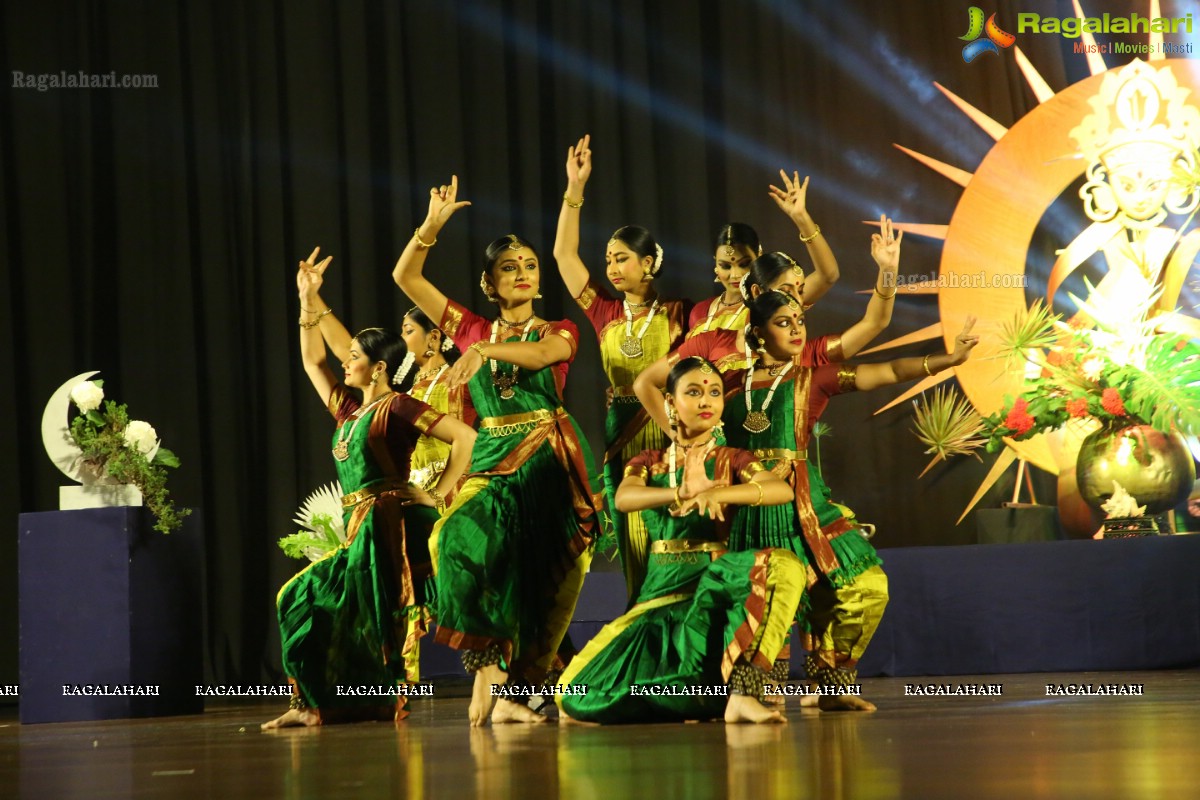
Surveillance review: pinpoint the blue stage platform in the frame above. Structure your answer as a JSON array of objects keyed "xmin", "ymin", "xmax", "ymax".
[{"xmin": 421, "ymin": 534, "xmax": 1200, "ymax": 679}]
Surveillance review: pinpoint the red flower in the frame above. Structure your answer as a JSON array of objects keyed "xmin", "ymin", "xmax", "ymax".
[
  {"xmin": 1066, "ymin": 397, "xmax": 1089, "ymax": 418},
  {"xmin": 1100, "ymin": 388, "xmax": 1126, "ymax": 417},
  {"xmin": 1004, "ymin": 398, "xmax": 1036, "ymax": 435}
]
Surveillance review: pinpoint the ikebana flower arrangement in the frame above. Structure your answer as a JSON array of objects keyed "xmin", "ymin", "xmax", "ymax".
[
  {"xmin": 911, "ymin": 287, "xmax": 1200, "ymax": 521},
  {"xmin": 979, "ymin": 289, "xmax": 1200, "ymax": 448},
  {"xmin": 278, "ymin": 482, "xmax": 346, "ymax": 561},
  {"xmin": 68, "ymin": 379, "xmax": 190, "ymax": 533}
]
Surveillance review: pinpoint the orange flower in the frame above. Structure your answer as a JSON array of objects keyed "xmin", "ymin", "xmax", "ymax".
[
  {"xmin": 1004, "ymin": 398, "xmax": 1036, "ymax": 435},
  {"xmin": 1066, "ymin": 398, "xmax": 1089, "ymax": 418},
  {"xmin": 1100, "ymin": 388, "xmax": 1126, "ymax": 416}
]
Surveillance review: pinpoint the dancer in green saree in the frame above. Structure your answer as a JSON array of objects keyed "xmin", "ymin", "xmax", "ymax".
[
  {"xmin": 264, "ymin": 248, "xmax": 476, "ymax": 730},
  {"xmin": 557, "ymin": 356, "xmax": 802, "ymax": 724},
  {"xmin": 720, "ymin": 287, "xmax": 977, "ymax": 710},
  {"xmin": 394, "ymin": 176, "xmax": 602, "ymax": 726}
]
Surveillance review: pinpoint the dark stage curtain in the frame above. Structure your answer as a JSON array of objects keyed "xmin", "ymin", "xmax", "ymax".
[{"xmin": 0, "ymin": 0, "xmax": 1119, "ymax": 685}]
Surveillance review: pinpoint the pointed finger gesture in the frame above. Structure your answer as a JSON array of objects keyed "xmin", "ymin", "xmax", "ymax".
[
  {"xmin": 870, "ymin": 215, "xmax": 903, "ymax": 273},
  {"xmin": 297, "ymin": 246, "xmax": 332, "ymax": 299},
  {"xmin": 768, "ymin": 170, "xmax": 810, "ymax": 225},
  {"xmin": 950, "ymin": 315, "xmax": 980, "ymax": 365},
  {"xmin": 426, "ymin": 175, "xmax": 472, "ymax": 228}
]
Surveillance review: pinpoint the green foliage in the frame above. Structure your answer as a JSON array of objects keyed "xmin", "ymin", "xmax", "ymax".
[
  {"xmin": 70, "ymin": 399, "xmax": 189, "ymax": 534},
  {"xmin": 912, "ymin": 385, "xmax": 986, "ymax": 464}
]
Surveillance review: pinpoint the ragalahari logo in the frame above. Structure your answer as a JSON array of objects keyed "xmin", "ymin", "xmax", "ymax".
[{"xmin": 960, "ymin": 7, "xmax": 1016, "ymax": 62}]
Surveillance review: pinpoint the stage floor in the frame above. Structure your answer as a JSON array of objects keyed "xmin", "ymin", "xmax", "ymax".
[{"xmin": 4, "ymin": 670, "xmax": 1199, "ymax": 799}]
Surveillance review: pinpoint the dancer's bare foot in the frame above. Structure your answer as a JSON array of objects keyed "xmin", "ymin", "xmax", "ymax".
[
  {"xmin": 818, "ymin": 693, "xmax": 876, "ymax": 712},
  {"xmin": 260, "ymin": 707, "xmax": 319, "ymax": 730},
  {"xmin": 559, "ymin": 710, "xmax": 599, "ymax": 727},
  {"xmin": 799, "ymin": 683, "xmax": 820, "ymax": 708},
  {"xmin": 762, "ymin": 682, "xmax": 786, "ymax": 706},
  {"xmin": 469, "ymin": 664, "xmax": 505, "ymax": 727},
  {"xmin": 725, "ymin": 694, "xmax": 787, "ymax": 724},
  {"xmin": 491, "ymin": 698, "xmax": 550, "ymax": 724}
]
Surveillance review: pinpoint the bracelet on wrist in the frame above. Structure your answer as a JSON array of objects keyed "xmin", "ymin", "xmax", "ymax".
[
  {"xmin": 799, "ymin": 225, "xmax": 821, "ymax": 244},
  {"xmin": 874, "ymin": 285, "xmax": 897, "ymax": 300},
  {"xmin": 413, "ymin": 227, "xmax": 437, "ymax": 248},
  {"xmin": 299, "ymin": 308, "xmax": 332, "ymax": 329},
  {"xmin": 563, "ymin": 193, "xmax": 584, "ymax": 209},
  {"xmin": 750, "ymin": 480, "xmax": 765, "ymax": 507},
  {"xmin": 469, "ymin": 341, "xmax": 489, "ymax": 359},
  {"xmin": 922, "ymin": 354, "xmax": 934, "ymax": 376}
]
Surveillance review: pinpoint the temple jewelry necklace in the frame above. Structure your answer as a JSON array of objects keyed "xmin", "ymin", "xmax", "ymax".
[
  {"xmin": 742, "ymin": 361, "xmax": 793, "ymax": 434},
  {"xmin": 620, "ymin": 297, "xmax": 660, "ymax": 358},
  {"xmin": 668, "ymin": 434, "xmax": 716, "ymax": 489},
  {"xmin": 418, "ymin": 364, "xmax": 448, "ymax": 402},
  {"xmin": 759, "ymin": 359, "xmax": 789, "ymax": 377},
  {"xmin": 333, "ymin": 391, "xmax": 394, "ymax": 461},
  {"xmin": 624, "ymin": 294, "xmax": 656, "ymax": 310},
  {"xmin": 489, "ymin": 317, "xmax": 537, "ymax": 400}
]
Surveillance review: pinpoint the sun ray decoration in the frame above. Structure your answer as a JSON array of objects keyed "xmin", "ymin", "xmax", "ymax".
[
  {"xmin": 868, "ymin": 3, "xmax": 1197, "ymax": 525},
  {"xmin": 1071, "ymin": 0, "xmax": 1110, "ymax": 75}
]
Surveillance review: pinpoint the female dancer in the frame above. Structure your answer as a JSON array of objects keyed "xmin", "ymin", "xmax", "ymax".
[
  {"xmin": 393, "ymin": 176, "xmax": 602, "ymax": 726},
  {"xmin": 395, "ymin": 306, "xmax": 477, "ymax": 492},
  {"xmin": 720, "ymin": 288, "xmax": 977, "ymax": 709},
  {"xmin": 264, "ymin": 248, "xmax": 476, "ymax": 729},
  {"xmin": 556, "ymin": 356, "xmax": 801, "ymax": 724},
  {"xmin": 687, "ymin": 171, "xmax": 839, "ymax": 338},
  {"xmin": 553, "ymin": 134, "xmax": 690, "ymax": 602},
  {"xmin": 634, "ymin": 218, "xmax": 902, "ymax": 436}
]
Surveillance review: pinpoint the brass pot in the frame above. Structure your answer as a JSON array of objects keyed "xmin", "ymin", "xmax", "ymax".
[{"xmin": 1076, "ymin": 425, "xmax": 1196, "ymax": 515}]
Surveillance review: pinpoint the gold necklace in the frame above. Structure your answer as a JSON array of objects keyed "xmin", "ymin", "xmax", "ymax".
[{"xmin": 332, "ymin": 391, "xmax": 394, "ymax": 461}]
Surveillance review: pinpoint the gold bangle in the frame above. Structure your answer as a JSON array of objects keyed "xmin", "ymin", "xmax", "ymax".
[
  {"xmin": 798, "ymin": 225, "xmax": 821, "ymax": 244},
  {"xmin": 300, "ymin": 304, "xmax": 326, "ymax": 314},
  {"xmin": 299, "ymin": 308, "xmax": 332, "ymax": 329},
  {"xmin": 429, "ymin": 489, "xmax": 446, "ymax": 515},
  {"xmin": 563, "ymin": 193, "xmax": 584, "ymax": 209},
  {"xmin": 750, "ymin": 480, "xmax": 765, "ymax": 507},
  {"xmin": 413, "ymin": 227, "xmax": 437, "ymax": 248},
  {"xmin": 922, "ymin": 355, "xmax": 933, "ymax": 376},
  {"xmin": 470, "ymin": 341, "xmax": 489, "ymax": 359},
  {"xmin": 874, "ymin": 285, "xmax": 897, "ymax": 300},
  {"xmin": 674, "ymin": 486, "xmax": 683, "ymax": 508}
]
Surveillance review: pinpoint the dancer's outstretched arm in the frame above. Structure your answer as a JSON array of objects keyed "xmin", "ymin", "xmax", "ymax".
[
  {"xmin": 392, "ymin": 174, "xmax": 472, "ymax": 329},
  {"xmin": 552, "ymin": 134, "xmax": 593, "ymax": 299},
  {"xmin": 853, "ymin": 316, "xmax": 978, "ymax": 392},
  {"xmin": 837, "ymin": 216, "xmax": 902, "ymax": 358},
  {"xmin": 768, "ymin": 170, "xmax": 838, "ymax": 305}
]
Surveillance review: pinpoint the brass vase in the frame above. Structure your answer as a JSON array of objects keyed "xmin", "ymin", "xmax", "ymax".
[{"xmin": 1075, "ymin": 424, "xmax": 1196, "ymax": 515}]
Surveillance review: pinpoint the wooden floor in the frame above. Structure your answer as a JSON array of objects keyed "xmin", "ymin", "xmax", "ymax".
[{"xmin": 3, "ymin": 670, "xmax": 1199, "ymax": 799}]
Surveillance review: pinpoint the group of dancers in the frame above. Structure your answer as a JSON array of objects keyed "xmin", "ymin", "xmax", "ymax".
[{"xmin": 262, "ymin": 135, "xmax": 980, "ymax": 730}]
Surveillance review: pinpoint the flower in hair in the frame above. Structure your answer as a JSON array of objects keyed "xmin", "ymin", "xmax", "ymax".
[{"xmin": 393, "ymin": 351, "xmax": 416, "ymax": 385}]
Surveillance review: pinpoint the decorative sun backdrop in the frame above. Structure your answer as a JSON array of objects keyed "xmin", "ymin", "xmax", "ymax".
[{"xmin": 862, "ymin": 0, "xmax": 1200, "ymax": 530}]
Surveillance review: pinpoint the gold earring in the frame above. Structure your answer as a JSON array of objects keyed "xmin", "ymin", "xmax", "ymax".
[{"xmin": 480, "ymin": 272, "xmax": 499, "ymax": 303}]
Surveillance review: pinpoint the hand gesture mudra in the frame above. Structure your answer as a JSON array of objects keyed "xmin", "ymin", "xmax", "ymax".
[
  {"xmin": 566, "ymin": 134, "xmax": 592, "ymax": 187},
  {"xmin": 768, "ymin": 170, "xmax": 811, "ymax": 224},
  {"xmin": 298, "ymin": 246, "xmax": 331, "ymax": 299},
  {"xmin": 426, "ymin": 175, "xmax": 472, "ymax": 229},
  {"xmin": 870, "ymin": 215, "xmax": 903, "ymax": 273},
  {"xmin": 679, "ymin": 444, "xmax": 723, "ymax": 501},
  {"xmin": 949, "ymin": 316, "xmax": 980, "ymax": 366}
]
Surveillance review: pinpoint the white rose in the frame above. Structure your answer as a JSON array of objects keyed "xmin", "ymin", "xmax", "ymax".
[
  {"xmin": 70, "ymin": 381, "xmax": 105, "ymax": 412},
  {"xmin": 123, "ymin": 420, "xmax": 159, "ymax": 455}
]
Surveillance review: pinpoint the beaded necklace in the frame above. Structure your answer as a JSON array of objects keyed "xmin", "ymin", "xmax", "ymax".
[
  {"xmin": 620, "ymin": 297, "xmax": 660, "ymax": 358},
  {"xmin": 489, "ymin": 317, "xmax": 537, "ymax": 400}
]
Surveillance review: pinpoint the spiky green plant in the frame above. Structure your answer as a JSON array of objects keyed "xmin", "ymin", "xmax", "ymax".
[
  {"xmin": 996, "ymin": 298, "xmax": 1060, "ymax": 368},
  {"xmin": 278, "ymin": 482, "xmax": 346, "ymax": 560},
  {"xmin": 911, "ymin": 385, "xmax": 986, "ymax": 476}
]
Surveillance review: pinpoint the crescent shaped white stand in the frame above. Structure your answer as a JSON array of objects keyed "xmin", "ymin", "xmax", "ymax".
[{"xmin": 42, "ymin": 370, "xmax": 143, "ymax": 509}]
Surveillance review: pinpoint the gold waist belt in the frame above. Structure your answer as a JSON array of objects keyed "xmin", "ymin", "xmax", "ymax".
[
  {"xmin": 342, "ymin": 479, "xmax": 408, "ymax": 508},
  {"xmin": 649, "ymin": 539, "xmax": 728, "ymax": 554},
  {"xmin": 480, "ymin": 407, "xmax": 563, "ymax": 437},
  {"xmin": 752, "ymin": 448, "xmax": 807, "ymax": 462}
]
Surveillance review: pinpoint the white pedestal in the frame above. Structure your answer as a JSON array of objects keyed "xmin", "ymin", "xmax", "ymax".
[{"xmin": 59, "ymin": 484, "xmax": 143, "ymax": 509}]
